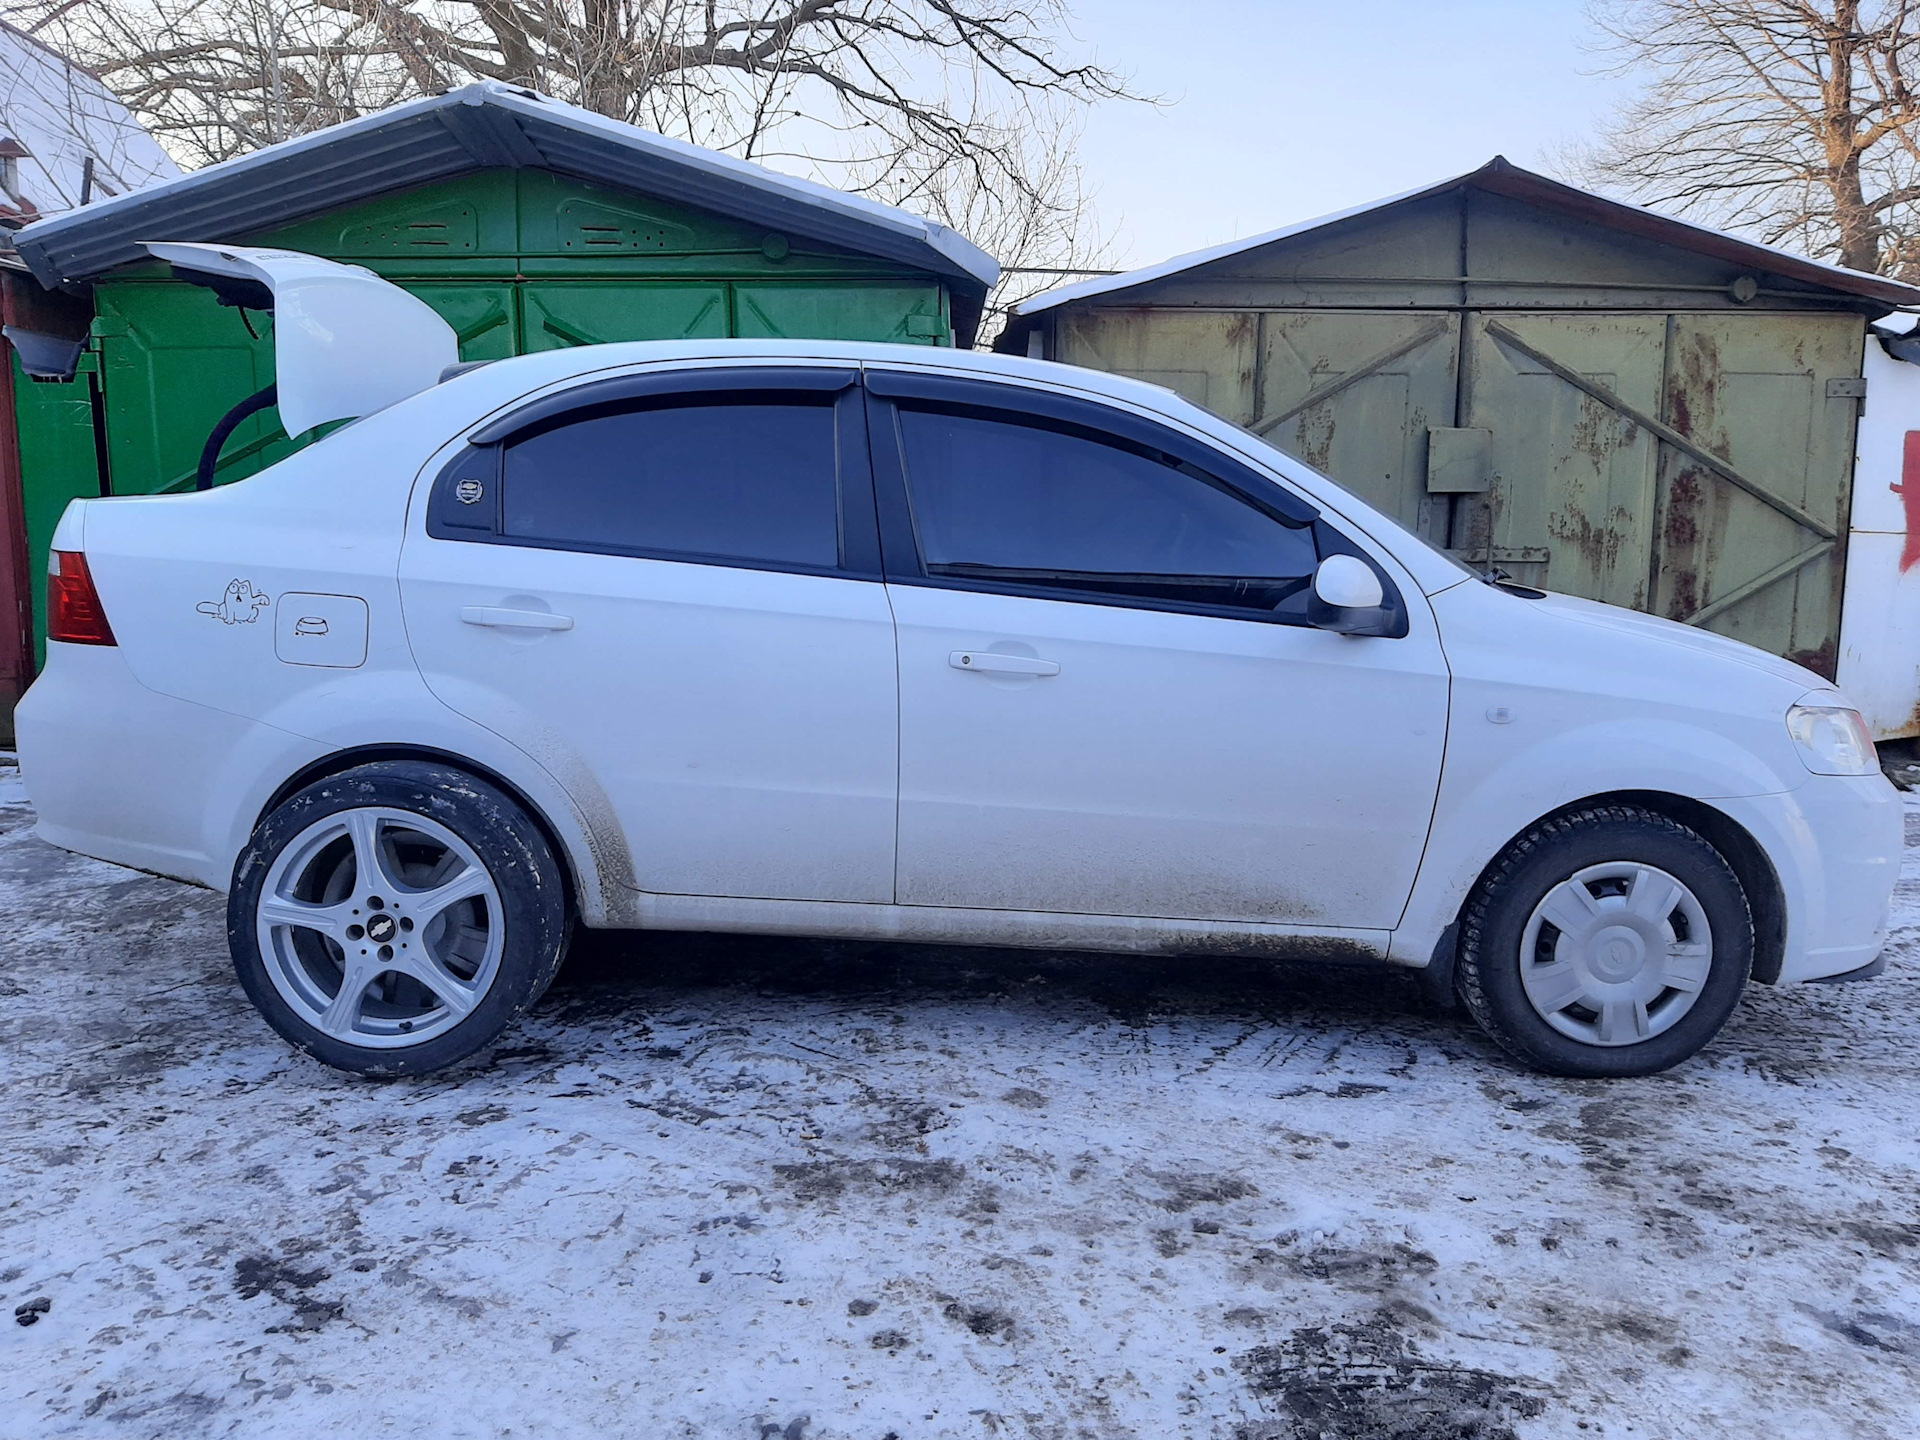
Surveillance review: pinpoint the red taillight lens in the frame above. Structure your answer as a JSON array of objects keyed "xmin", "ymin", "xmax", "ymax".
[{"xmin": 47, "ymin": 550, "xmax": 116, "ymax": 645}]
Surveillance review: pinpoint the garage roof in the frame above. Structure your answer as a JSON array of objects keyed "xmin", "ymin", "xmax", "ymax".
[
  {"xmin": 12, "ymin": 82, "xmax": 1000, "ymax": 343},
  {"xmin": 1001, "ymin": 156, "xmax": 1920, "ymax": 346}
]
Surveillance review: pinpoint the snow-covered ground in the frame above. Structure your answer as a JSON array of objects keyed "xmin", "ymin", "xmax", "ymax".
[{"xmin": 3, "ymin": 758, "xmax": 1918, "ymax": 1439}]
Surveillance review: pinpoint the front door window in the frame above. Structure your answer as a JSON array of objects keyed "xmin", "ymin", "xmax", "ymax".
[{"xmin": 896, "ymin": 405, "xmax": 1321, "ymax": 616}]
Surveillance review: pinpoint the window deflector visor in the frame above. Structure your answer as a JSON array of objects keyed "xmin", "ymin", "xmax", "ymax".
[
  {"xmin": 470, "ymin": 367, "xmax": 858, "ymax": 446},
  {"xmin": 862, "ymin": 366, "xmax": 1321, "ymax": 529},
  {"xmin": 142, "ymin": 242, "xmax": 459, "ymax": 437}
]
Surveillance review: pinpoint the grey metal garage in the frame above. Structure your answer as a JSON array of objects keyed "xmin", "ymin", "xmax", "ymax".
[{"xmin": 996, "ymin": 158, "xmax": 1920, "ymax": 678}]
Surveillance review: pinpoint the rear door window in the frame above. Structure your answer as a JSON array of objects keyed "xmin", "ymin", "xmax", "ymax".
[{"xmin": 496, "ymin": 395, "xmax": 842, "ymax": 569}]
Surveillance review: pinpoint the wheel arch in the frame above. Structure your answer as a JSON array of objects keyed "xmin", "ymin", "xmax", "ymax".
[
  {"xmin": 256, "ymin": 744, "xmax": 588, "ymax": 927},
  {"xmin": 1446, "ymin": 789, "xmax": 1787, "ymax": 987}
]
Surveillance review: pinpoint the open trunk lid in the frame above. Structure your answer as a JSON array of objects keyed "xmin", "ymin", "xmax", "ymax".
[{"xmin": 143, "ymin": 242, "xmax": 459, "ymax": 437}]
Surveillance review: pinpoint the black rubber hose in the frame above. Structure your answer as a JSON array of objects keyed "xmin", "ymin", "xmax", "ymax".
[{"xmin": 195, "ymin": 383, "xmax": 280, "ymax": 492}]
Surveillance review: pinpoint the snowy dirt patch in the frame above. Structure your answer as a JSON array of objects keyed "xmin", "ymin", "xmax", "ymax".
[{"xmin": 2, "ymin": 788, "xmax": 1919, "ymax": 1438}]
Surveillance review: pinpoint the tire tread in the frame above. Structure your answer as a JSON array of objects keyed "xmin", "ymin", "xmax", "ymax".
[
  {"xmin": 1455, "ymin": 804, "xmax": 1752, "ymax": 1077},
  {"xmin": 229, "ymin": 759, "xmax": 571, "ymax": 1077}
]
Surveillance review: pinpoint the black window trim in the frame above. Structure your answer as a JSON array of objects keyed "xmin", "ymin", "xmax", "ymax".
[
  {"xmin": 427, "ymin": 366, "xmax": 883, "ymax": 581},
  {"xmin": 862, "ymin": 368, "xmax": 1408, "ymax": 635}
]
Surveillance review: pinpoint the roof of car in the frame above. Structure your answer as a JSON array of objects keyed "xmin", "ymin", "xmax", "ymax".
[
  {"xmin": 438, "ymin": 336, "xmax": 1185, "ymax": 415},
  {"xmin": 12, "ymin": 82, "xmax": 999, "ymax": 343}
]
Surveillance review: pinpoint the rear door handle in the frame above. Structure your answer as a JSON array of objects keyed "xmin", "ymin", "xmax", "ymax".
[
  {"xmin": 461, "ymin": 606, "xmax": 574, "ymax": 631},
  {"xmin": 950, "ymin": 650, "xmax": 1059, "ymax": 677}
]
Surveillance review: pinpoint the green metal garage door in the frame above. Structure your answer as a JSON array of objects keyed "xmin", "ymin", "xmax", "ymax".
[
  {"xmin": 520, "ymin": 282, "xmax": 727, "ymax": 350},
  {"xmin": 92, "ymin": 283, "xmax": 289, "ymax": 496}
]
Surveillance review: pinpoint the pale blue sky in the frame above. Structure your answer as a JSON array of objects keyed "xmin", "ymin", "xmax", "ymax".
[{"xmin": 1068, "ymin": 0, "xmax": 1634, "ymax": 268}]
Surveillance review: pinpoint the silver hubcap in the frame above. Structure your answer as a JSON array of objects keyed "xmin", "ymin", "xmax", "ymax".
[
  {"xmin": 1519, "ymin": 861, "xmax": 1713, "ymax": 1048},
  {"xmin": 256, "ymin": 807, "xmax": 504, "ymax": 1049}
]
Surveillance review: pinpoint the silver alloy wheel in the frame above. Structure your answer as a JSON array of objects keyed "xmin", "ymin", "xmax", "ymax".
[
  {"xmin": 255, "ymin": 806, "xmax": 505, "ymax": 1049},
  {"xmin": 1519, "ymin": 861, "xmax": 1714, "ymax": 1048}
]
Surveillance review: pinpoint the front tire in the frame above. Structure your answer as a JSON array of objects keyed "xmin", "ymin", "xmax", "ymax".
[
  {"xmin": 229, "ymin": 761, "xmax": 570, "ymax": 1076},
  {"xmin": 1455, "ymin": 805, "xmax": 1752, "ymax": 1078}
]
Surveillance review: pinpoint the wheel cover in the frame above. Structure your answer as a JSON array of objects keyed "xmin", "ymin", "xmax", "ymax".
[
  {"xmin": 1518, "ymin": 861, "xmax": 1714, "ymax": 1048},
  {"xmin": 255, "ymin": 806, "xmax": 505, "ymax": 1050}
]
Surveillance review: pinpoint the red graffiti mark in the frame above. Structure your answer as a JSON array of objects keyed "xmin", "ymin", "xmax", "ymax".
[{"xmin": 1896, "ymin": 431, "xmax": 1920, "ymax": 571}]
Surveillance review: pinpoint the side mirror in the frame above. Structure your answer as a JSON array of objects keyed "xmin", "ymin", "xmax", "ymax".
[{"xmin": 1308, "ymin": 554, "xmax": 1394, "ymax": 636}]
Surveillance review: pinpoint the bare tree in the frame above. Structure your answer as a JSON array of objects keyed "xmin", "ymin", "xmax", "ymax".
[
  {"xmin": 848, "ymin": 97, "xmax": 1112, "ymax": 335},
  {"xmin": 1576, "ymin": 0, "xmax": 1920, "ymax": 277},
  {"xmin": 9, "ymin": 0, "xmax": 1133, "ymax": 327}
]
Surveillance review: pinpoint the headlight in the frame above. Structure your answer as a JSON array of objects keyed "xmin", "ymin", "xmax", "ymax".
[{"xmin": 1786, "ymin": 703, "xmax": 1878, "ymax": 776}]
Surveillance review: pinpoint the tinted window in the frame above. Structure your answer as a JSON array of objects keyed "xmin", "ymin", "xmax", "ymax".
[
  {"xmin": 501, "ymin": 398, "xmax": 840, "ymax": 568},
  {"xmin": 897, "ymin": 406, "xmax": 1318, "ymax": 612}
]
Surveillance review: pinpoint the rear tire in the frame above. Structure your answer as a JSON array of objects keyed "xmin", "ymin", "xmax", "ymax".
[
  {"xmin": 229, "ymin": 761, "xmax": 570, "ymax": 1076},
  {"xmin": 1456, "ymin": 805, "xmax": 1751, "ymax": 1078}
]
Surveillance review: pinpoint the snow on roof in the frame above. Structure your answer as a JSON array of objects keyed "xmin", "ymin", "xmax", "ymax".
[
  {"xmin": 1007, "ymin": 156, "xmax": 1920, "ymax": 328},
  {"xmin": 11, "ymin": 82, "xmax": 999, "ymax": 341},
  {"xmin": 0, "ymin": 21, "xmax": 178, "ymax": 222}
]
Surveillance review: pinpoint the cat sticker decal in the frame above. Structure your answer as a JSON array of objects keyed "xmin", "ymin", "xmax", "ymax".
[{"xmin": 197, "ymin": 579, "xmax": 271, "ymax": 624}]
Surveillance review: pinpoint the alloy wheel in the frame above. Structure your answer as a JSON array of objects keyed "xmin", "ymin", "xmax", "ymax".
[{"xmin": 254, "ymin": 806, "xmax": 504, "ymax": 1048}]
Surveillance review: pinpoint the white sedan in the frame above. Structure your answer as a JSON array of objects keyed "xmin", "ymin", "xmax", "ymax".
[{"xmin": 15, "ymin": 246, "xmax": 1902, "ymax": 1078}]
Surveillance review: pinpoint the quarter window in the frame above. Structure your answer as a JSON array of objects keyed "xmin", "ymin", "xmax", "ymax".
[
  {"xmin": 895, "ymin": 406, "xmax": 1319, "ymax": 613},
  {"xmin": 500, "ymin": 397, "xmax": 841, "ymax": 568}
]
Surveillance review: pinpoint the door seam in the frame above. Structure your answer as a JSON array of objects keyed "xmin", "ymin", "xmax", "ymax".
[{"xmin": 883, "ymin": 579, "xmax": 903, "ymax": 907}]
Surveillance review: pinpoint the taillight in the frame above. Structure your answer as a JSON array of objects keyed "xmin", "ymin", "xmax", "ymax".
[{"xmin": 47, "ymin": 550, "xmax": 116, "ymax": 645}]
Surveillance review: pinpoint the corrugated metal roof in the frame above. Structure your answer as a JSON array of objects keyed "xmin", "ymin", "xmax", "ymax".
[
  {"xmin": 1002, "ymin": 156, "xmax": 1920, "ymax": 340},
  {"xmin": 12, "ymin": 81, "xmax": 999, "ymax": 342}
]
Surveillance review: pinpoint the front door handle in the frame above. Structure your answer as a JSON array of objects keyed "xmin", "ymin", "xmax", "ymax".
[
  {"xmin": 950, "ymin": 650, "xmax": 1059, "ymax": 677},
  {"xmin": 461, "ymin": 606, "xmax": 574, "ymax": 631}
]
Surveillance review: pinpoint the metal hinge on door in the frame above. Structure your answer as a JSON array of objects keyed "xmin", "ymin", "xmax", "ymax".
[{"xmin": 1826, "ymin": 377, "xmax": 1868, "ymax": 399}]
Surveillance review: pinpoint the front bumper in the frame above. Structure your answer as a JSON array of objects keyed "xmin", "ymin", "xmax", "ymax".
[
  {"xmin": 1807, "ymin": 953, "xmax": 1888, "ymax": 984},
  {"xmin": 1717, "ymin": 773, "xmax": 1902, "ymax": 984}
]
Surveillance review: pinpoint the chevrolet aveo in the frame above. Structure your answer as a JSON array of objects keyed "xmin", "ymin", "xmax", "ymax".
[{"xmin": 15, "ymin": 245, "xmax": 1903, "ymax": 1080}]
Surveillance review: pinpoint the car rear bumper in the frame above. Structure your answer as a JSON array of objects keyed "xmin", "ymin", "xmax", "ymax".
[
  {"xmin": 15, "ymin": 642, "xmax": 316, "ymax": 889},
  {"xmin": 1718, "ymin": 773, "xmax": 1902, "ymax": 984}
]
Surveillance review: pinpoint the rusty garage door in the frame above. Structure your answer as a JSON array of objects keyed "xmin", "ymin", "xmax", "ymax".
[
  {"xmin": 1058, "ymin": 308, "xmax": 1461, "ymax": 532},
  {"xmin": 1252, "ymin": 312, "xmax": 1460, "ymax": 532},
  {"xmin": 1462, "ymin": 312, "xmax": 1861, "ymax": 674},
  {"xmin": 1055, "ymin": 309, "xmax": 1261, "ymax": 418},
  {"xmin": 1651, "ymin": 315, "xmax": 1862, "ymax": 674},
  {"xmin": 1057, "ymin": 307, "xmax": 1862, "ymax": 676},
  {"xmin": 1455, "ymin": 314, "xmax": 1669, "ymax": 608}
]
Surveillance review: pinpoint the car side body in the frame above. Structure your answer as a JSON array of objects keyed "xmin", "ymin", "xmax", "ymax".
[{"xmin": 18, "ymin": 335, "xmax": 1897, "ymax": 1003}]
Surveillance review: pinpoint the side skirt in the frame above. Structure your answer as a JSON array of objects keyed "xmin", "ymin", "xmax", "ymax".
[{"xmin": 597, "ymin": 889, "xmax": 1392, "ymax": 964}]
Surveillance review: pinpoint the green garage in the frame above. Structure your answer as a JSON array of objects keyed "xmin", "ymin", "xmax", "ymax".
[{"xmin": 0, "ymin": 82, "xmax": 996, "ymax": 723}]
